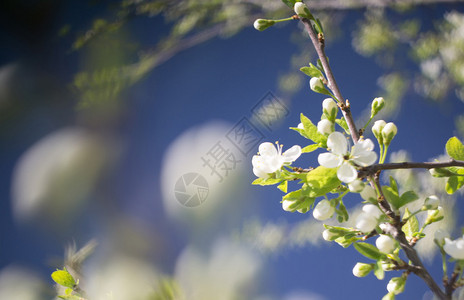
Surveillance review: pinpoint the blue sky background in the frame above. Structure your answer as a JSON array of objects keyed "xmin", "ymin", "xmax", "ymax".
[{"xmin": 1, "ymin": 1, "xmax": 464, "ymax": 299}]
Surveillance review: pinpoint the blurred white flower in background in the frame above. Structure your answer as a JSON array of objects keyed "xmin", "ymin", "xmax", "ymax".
[
  {"xmin": 161, "ymin": 121, "xmax": 246, "ymax": 221},
  {"xmin": 11, "ymin": 127, "xmax": 118, "ymax": 227},
  {"xmin": 175, "ymin": 238, "xmax": 261, "ymax": 300}
]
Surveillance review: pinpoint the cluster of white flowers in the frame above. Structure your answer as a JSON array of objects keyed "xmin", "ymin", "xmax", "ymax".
[
  {"xmin": 318, "ymin": 132, "xmax": 377, "ymax": 183},
  {"xmin": 252, "ymin": 142, "xmax": 301, "ymax": 179}
]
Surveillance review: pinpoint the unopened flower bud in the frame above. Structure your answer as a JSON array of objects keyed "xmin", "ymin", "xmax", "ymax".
[
  {"xmin": 434, "ymin": 229, "xmax": 449, "ymax": 246},
  {"xmin": 297, "ymin": 122, "xmax": 304, "ymax": 130},
  {"xmin": 253, "ymin": 19, "xmax": 275, "ymax": 31},
  {"xmin": 387, "ymin": 277, "xmax": 406, "ymax": 295},
  {"xmin": 422, "ymin": 195, "xmax": 440, "ymax": 210},
  {"xmin": 425, "ymin": 206, "xmax": 444, "ymax": 224},
  {"xmin": 371, "ymin": 97, "xmax": 385, "ymax": 117},
  {"xmin": 310, "ymin": 77, "xmax": 325, "ymax": 93},
  {"xmin": 360, "ymin": 185, "xmax": 377, "ymax": 203},
  {"xmin": 376, "ymin": 235, "xmax": 396, "ymax": 253},
  {"xmin": 313, "ymin": 199, "xmax": 335, "ymax": 220},
  {"xmin": 372, "ymin": 120, "xmax": 386, "ymax": 145},
  {"xmin": 282, "ymin": 199, "xmax": 298, "ymax": 212},
  {"xmin": 322, "ymin": 229, "xmax": 336, "ymax": 241},
  {"xmin": 322, "ymin": 98, "xmax": 338, "ymax": 121},
  {"xmin": 317, "ymin": 119, "xmax": 334, "ymax": 135},
  {"xmin": 348, "ymin": 179, "xmax": 365, "ymax": 193},
  {"xmin": 352, "ymin": 263, "xmax": 373, "ymax": 277},
  {"xmin": 381, "ymin": 122, "xmax": 397, "ymax": 146},
  {"xmin": 294, "ymin": 2, "xmax": 312, "ymax": 19}
]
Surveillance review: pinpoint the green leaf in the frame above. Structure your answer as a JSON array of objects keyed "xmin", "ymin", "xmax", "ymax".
[
  {"xmin": 282, "ymin": 189, "xmax": 315, "ymax": 213},
  {"xmin": 402, "ymin": 208, "xmax": 419, "ymax": 239},
  {"xmin": 446, "ymin": 137, "xmax": 464, "ymax": 161},
  {"xmin": 335, "ymin": 118, "xmax": 350, "ymax": 134},
  {"xmin": 335, "ymin": 235, "xmax": 360, "ymax": 248},
  {"xmin": 446, "ymin": 175, "xmax": 464, "ymax": 194},
  {"xmin": 389, "ymin": 176, "xmax": 398, "ymax": 194},
  {"xmin": 300, "ymin": 63, "xmax": 323, "ymax": 78},
  {"xmin": 281, "ymin": 0, "xmax": 298, "ymax": 8},
  {"xmin": 277, "ymin": 180, "xmax": 288, "ymax": 193},
  {"xmin": 398, "ymin": 190, "xmax": 419, "ymax": 208},
  {"xmin": 305, "ymin": 166, "xmax": 341, "ymax": 197},
  {"xmin": 383, "ymin": 185, "xmax": 400, "ymax": 209},
  {"xmin": 252, "ymin": 177, "xmax": 282, "ymax": 186},
  {"xmin": 301, "ymin": 144, "xmax": 319, "ymax": 153},
  {"xmin": 373, "ymin": 260, "xmax": 385, "ymax": 280},
  {"xmin": 299, "ymin": 113, "xmax": 328, "ymax": 146},
  {"xmin": 354, "ymin": 242, "xmax": 384, "ymax": 260},
  {"xmin": 335, "ymin": 201, "xmax": 349, "ymax": 223},
  {"xmin": 51, "ymin": 269, "xmax": 76, "ymax": 289}
]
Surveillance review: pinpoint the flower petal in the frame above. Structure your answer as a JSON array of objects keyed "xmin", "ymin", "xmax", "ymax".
[
  {"xmin": 282, "ymin": 145, "xmax": 302, "ymax": 162},
  {"xmin": 327, "ymin": 132, "xmax": 348, "ymax": 155},
  {"xmin": 337, "ymin": 162, "xmax": 357, "ymax": 183},
  {"xmin": 258, "ymin": 142, "xmax": 277, "ymax": 158},
  {"xmin": 318, "ymin": 152, "xmax": 343, "ymax": 168},
  {"xmin": 253, "ymin": 167, "xmax": 269, "ymax": 178},
  {"xmin": 352, "ymin": 151, "xmax": 377, "ymax": 167},
  {"xmin": 352, "ymin": 139, "xmax": 374, "ymax": 157}
]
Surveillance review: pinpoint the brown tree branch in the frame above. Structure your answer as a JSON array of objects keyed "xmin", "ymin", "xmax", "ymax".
[{"xmin": 358, "ymin": 159, "xmax": 464, "ymax": 177}]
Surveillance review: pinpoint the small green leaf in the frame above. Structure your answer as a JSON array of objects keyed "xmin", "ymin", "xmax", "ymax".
[
  {"xmin": 373, "ymin": 260, "xmax": 385, "ymax": 280},
  {"xmin": 301, "ymin": 144, "xmax": 319, "ymax": 153},
  {"xmin": 389, "ymin": 176, "xmax": 398, "ymax": 194},
  {"xmin": 398, "ymin": 190, "xmax": 419, "ymax": 208},
  {"xmin": 252, "ymin": 177, "xmax": 282, "ymax": 186},
  {"xmin": 335, "ymin": 118, "xmax": 350, "ymax": 134},
  {"xmin": 446, "ymin": 175, "xmax": 464, "ymax": 194},
  {"xmin": 402, "ymin": 208, "xmax": 419, "ymax": 239},
  {"xmin": 277, "ymin": 180, "xmax": 288, "ymax": 193},
  {"xmin": 383, "ymin": 186, "xmax": 400, "ymax": 209},
  {"xmin": 281, "ymin": 0, "xmax": 297, "ymax": 8},
  {"xmin": 305, "ymin": 166, "xmax": 341, "ymax": 197},
  {"xmin": 300, "ymin": 65, "xmax": 323, "ymax": 78},
  {"xmin": 335, "ymin": 235, "xmax": 360, "ymax": 248},
  {"xmin": 51, "ymin": 269, "xmax": 76, "ymax": 289},
  {"xmin": 335, "ymin": 201, "xmax": 349, "ymax": 223},
  {"xmin": 299, "ymin": 113, "xmax": 328, "ymax": 146},
  {"xmin": 354, "ymin": 242, "xmax": 384, "ymax": 260},
  {"xmin": 446, "ymin": 137, "xmax": 464, "ymax": 161}
]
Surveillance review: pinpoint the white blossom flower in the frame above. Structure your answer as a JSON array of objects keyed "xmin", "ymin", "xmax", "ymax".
[
  {"xmin": 376, "ymin": 235, "xmax": 396, "ymax": 253},
  {"xmin": 356, "ymin": 204, "xmax": 382, "ymax": 233},
  {"xmin": 318, "ymin": 132, "xmax": 377, "ymax": 183},
  {"xmin": 252, "ymin": 142, "xmax": 301, "ymax": 178},
  {"xmin": 444, "ymin": 236, "xmax": 464, "ymax": 260},
  {"xmin": 317, "ymin": 119, "xmax": 333, "ymax": 135},
  {"xmin": 313, "ymin": 199, "xmax": 335, "ymax": 220}
]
